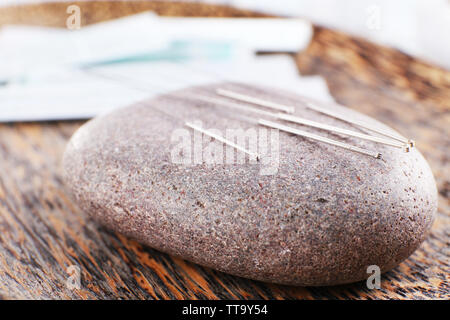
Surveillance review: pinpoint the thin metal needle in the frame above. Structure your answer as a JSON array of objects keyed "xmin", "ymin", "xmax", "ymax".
[
  {"xmin": 183, "ymin": 92, "xmax": 275, "ymax": 117},
  {"xmin": 187, "ymin": 93, "xmax": 408, "ymax": 151},
  {"xmin": 277, "ymin": 113, "xmax": 408, "ymax": 150},
  {"xmin": 259, "ymin": 119, "xmax": 382, "ymax": 159},
  {"xmin": 304, "ymin": 102, "xmax": 410, "ymax": 145},
  {"xmin": 216, "ymin": 88, "xmax": 295, "ymax": 114},
  {"xmin": 216, "ymin": 88, "xmax": 412, "ymax": 146},
  {"xmin": 185, "ymin": 122, "xmax": 260, "ymax": 161}
]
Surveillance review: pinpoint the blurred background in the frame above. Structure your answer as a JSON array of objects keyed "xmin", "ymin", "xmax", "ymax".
[{"xmin": 0, "ymin": 0, "xmax": 449, "ymax": 122}]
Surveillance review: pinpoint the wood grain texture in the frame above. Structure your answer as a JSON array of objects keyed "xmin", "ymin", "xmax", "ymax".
[{"xmin": 0, "ymin": 1, "xmax": 448, "ymax": 300}]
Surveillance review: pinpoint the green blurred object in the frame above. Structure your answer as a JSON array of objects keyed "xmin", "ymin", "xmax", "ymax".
[{"xmin": 80, "ymin": 40, "xmax": 236, "ymax": 68}]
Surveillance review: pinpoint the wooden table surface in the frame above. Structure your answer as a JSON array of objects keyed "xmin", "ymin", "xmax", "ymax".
[{"xmin": 0, "ymin": 1, "xmax": 448, "ymax": 300}]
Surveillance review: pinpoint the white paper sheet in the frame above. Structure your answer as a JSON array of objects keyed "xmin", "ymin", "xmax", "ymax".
[
  {"xmin": 0, "ymin": 13, "xmax": 168, "ymax": 80},
  {"xmin": 0, "ymin": 54, "xmax": 334, "ymax": 122},
  {"xmin": 0, "ymin": 13, "xmax": 330, "ymax": 122}
]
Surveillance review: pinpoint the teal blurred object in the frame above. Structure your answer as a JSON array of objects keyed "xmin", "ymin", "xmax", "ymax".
[
  {"xmin": 1, "ymin": 40, "xmax": 236, "ymax": 86},
  {"xmin": 80, "ymin": 40, "xmax": 236, "ymax": 68}
]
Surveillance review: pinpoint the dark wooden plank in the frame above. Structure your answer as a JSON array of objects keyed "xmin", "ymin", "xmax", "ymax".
[
  {"xmin": 0, "ymin": 0, "xmax": 269, "ymax": 27},
  {"xmin": 0, "ymin": 1, "xmax": 448, "ymax": 300}
]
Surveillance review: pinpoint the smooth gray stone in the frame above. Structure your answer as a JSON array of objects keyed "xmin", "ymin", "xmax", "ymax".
[{"xmin": 63, "ymin": 83, "xmax": 437, "ymax": 286}]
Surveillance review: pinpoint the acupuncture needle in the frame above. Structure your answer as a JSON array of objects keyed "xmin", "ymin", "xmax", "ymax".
[
  {"xmin": 182, "ymin": 92, "xmax": 408, "ymax": 151},
  {"xmin": 216, "ymin": 88, "xmax": 295, "ymax": 114},
  {"xmin": 82, "ymin": 53, "xmax": 413, "ymax": 149},
  {"xmin": 83, "ymin": 67, "xmax": 385, "ymax": 158},
  {"xmin": 259, "ymin": 119, "xmax": 382, "ymax": 159},
  {"xmin": 179, "ymin": 92, "xmax": 384, "ymax": 159},
  {"xmin": 83, "ymin": 69, "xmax": 260, "ymax": 159},
  {"xmin": 215, "ymin": 88, "xmax": 413, "ymax": 147},
  {"xmin": 185, "ymin": 122, "xmax": 260, "ymax": 161},
  {"xmin": 227, "ymin": 112, "xmax": 382, "ymax": 159}
]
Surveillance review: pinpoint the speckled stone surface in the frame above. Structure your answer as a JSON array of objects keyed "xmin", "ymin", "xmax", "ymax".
[{"xmin": 62, "ymin": 82, "xmax": 437, "ymax": 286}]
